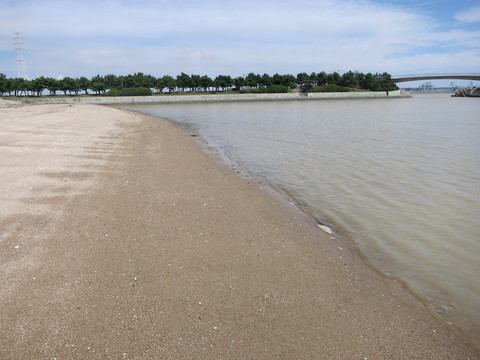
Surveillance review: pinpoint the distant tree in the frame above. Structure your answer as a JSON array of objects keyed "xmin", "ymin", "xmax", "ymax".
[
  {"xmin": 0, "ymin": 70, "xmax": 398, "ymax": 96},
  {"xmin": 316, "ymin": 71, "xmax": 328, "ymax": 85},
  {"xmin": 89, "ymin": 75, "xmax": 106, "ymax": 94},
  {"xmin": 127, "ymin": 72, "xmax": 156, "ymax": 88},
  {"xmin": 30, "ymin": 76, "xmax": 48, "ymax": 96},
  {"xmin": 59, "ymin": 77, "xmax": 77, "ymax": 95},
  {"xmin": 340, "ymin": 71, "xmax": 358, "ymax": 88},
  {"xmin": 77, "ymin": 76, "xmax": 91, "ymax": 94},
  {"xmin": 327, "ymin": 71, "xmax": 341, "ymax": 85},
  {"xmin": 259, "ymin": 73, "xmax": 272, "ymax": 88},
  {"xmin": 271, "ymin": 73, "xmax": 284, "ymax": 86},
  {"xmin": 297, "ymin": 72, "xmax": 311, "ymax": 90},
  {"xmin": 123, "ymin": 74, "xmax": 138, "ymax": 88},
  {"xmin": 371, "ymin": 72, "xmax": 398, "ymax": 91},
  {"xmin": 43, "ymin": 78, "xmax": 58, "ymax": 95},
  {"xmin": 4, "ymin": 78, "xmax": 15, "ymax": 95},
  {"xmin": 103, "ymin": 74, "xmax": 121, "ymax": 89},
  {"xmin": 359, "ymin": 73, "xmax": 373, "ymax": 90},
  {"xmin": 176, "ymin": 72, "xmax": 192, "ymax": 92},
  {"xmin": 91, "ymin": 82, "xmax": 106, "ymax": 94},
  {"xmin": 296, "ymin": 72, "xmax": 309, "ymax": 84},
  {"xmin": 161, "ymin": 75, "xmax": 176, "ymax": 92},
  {"xmin": 0, "ymin": 73, "xmax": 7, "ymax": 95},
  {"xmin": 91, "ymin": 81, "xmax": 107, "ymax": 94},
  {"xmin": 190, "ymin": 74, "xmax": 201, "ymax": 92},
  {"xmin": 154, "ymin": 77, "xmax": 165, "ymax": 93},
  {"xmin": 272, "ymin": 73, "xmax": 296, "ymax": 88},
  {"xmin": 233, "ymin": 76, "xmax": 245, "ymax": 91},
  {"xmin": 199, "ymin": 75, "xmax": 213, "ymax": 92},
  {"xmin": 245, "ymin": 73, "xmax": 261, "ymax": 88},
  {"xmin": 214, "ymin": 75, "xmax": 233, "ymax": 91},
  {"xmin": 141, "ymin": 73, "xmax": 157, "ymax": 88},
  {"xmin": 15, "ymin": 78, "xmax": 28, "ymax": 96}
]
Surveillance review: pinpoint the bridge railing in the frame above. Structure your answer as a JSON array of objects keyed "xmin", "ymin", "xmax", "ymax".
[{"xmin": 392, "ymin": 73, "xmax": 480, "ymax": 79}]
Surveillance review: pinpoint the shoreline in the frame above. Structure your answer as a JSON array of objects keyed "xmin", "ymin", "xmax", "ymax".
[{"xmin": 1, "ymin": 103, "xmax": 477, "ymax": 358}]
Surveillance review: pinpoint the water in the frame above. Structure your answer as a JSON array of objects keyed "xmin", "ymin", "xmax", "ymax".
[{"xmin": 128, "ymin": 94, "xmax": 480, "ymax": 344}]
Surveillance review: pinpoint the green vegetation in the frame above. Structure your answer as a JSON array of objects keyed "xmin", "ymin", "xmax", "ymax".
[
  {"xmin": 104, "ymin": 87, "xmax": 153, "ymax": 96},
  {"xmin": 0, "ymin": 71, "xmax": 398, "ymax": 97},
  {"xmin": 310, "ymin": 84, "xmax": 350, "ymax": 92}
]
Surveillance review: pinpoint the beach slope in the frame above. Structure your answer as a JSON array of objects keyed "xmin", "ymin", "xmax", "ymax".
[{"xmin": 0, "ymin": 103, "xmax": 477, "ymax": 359}]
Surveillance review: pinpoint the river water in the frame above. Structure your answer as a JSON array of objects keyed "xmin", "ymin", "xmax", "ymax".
[{"xmin": 129, "ymin": 94, "xmax": 480, "ymax": 344}]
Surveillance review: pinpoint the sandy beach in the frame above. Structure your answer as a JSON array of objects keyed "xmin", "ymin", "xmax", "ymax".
[{"xmin": 1, "ymin": 103, "xmax": 478, "ymax": 359}]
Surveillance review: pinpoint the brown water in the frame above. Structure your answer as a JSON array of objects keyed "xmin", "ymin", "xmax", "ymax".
[{"xmin": 130, "ymin": 94, "xmax": 480, "ymax": 345}]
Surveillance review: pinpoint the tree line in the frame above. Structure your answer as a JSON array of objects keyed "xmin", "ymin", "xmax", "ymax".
[{"xmin": 0, "ymin": 71, "xmax": 398, "ymax": 96}]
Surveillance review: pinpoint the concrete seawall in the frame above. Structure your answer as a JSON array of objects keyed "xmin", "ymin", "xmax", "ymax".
[{"xmin": 10, "ymin": 90, "xmax": 410, "ymax": 105}]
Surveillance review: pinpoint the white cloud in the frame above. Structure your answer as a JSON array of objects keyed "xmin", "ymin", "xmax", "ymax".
[
  {"xmin": 455, "ymin": 6, "xmax": 480, "ymax": 23},
  {"xmin": 0, "ymin": 0, "xmax": 479, "ymax": 78}
]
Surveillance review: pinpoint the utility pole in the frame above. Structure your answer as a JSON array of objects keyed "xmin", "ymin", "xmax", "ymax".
[{"xmin": 14, "ymin": 32, "xmax": 28, "ymax": 80}]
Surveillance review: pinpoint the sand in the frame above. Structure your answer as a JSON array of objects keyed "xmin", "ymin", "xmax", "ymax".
[{"xmin": 0, "ymin": 103, "xmax": 478, "ymax": 359}]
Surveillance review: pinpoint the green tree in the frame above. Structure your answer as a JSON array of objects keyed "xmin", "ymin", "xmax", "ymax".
[
  {"xmin": 123, "ymin": 74, "xmax": 138, "ymax": 88},
  {"xmin": 199, "ymin": 75, "xmax": 213, "ymax": 92},
  {"xmin": 245, "ymin": 73, "xmax": 261, "ymax": 88},
  {"xmin": 30, "ymin": 76, "xmax": 48, "ymax": 96},
  {"xmin": 59, "ymin": 77, "xmax": 77, "ymax": 95},
  {"xmin": 296, "ymin": 72, "xmax": 309, "ymax": 84},
  {"xmin": 161, "ymin": 75, "xmax": 176, "ymax": 92},
  {"xmin": 214, "ymin": 75, "xmax": 233, "ymax": 91},
  {"xmin": 259, "ymin": 73, "xmax": 272, "ymax": 88},
  {"xmin": 4, "ymin": 78, "xmax": 15, "ymax": 95},
  {"xmin": 327, "ymin": 72, "xmax": 341, "ymax": 85},
  {"xmin": 103, "ymin": 74, "xmax": 121, "ymax": 89},
  {"xmin": 0, "ymin": 73, "xmax": 7, "ymax": 95},
  {"xmin": 191, "ymin": 74, "xmax": 201, "ymax": 92},
  {"xmin": 233, "ymin": 76, "xmax": 245, "ymax": 91},
  {"xmin": 15, "ymin": 78, "xmax": 29, "ymax": 96},
  {"xmin": 127, "ymin": 72, "xmax": 156, "ymax": 88},
  {"xmin": 77, "ymin": 76, "xmax": 91, "ymax": 94},
  {"xmin": 140, "ymin": 73, "xmax": 157, "ymax": 88},
  {"xmin": 176, "ymin": 72, "xmax": 192, "ymax": 92},
  {"xmin": 90, "ymin": 75, "xmax": 107, "ymax": 94},
  {"xmin": 154, "ymin": 77, "xmax": 165, "ymax": 93},
  {"xmin": 43, "ymin": 78, "xmax": 59, "ymax": 95},
  {"xmin": 316, "ymin": 71, "xmax": 328, "ymax": 85},
  {"xmin": 233, "ymin": 76, "xmax": 246, "ymax": 91},
  {"xmin": 340, "ymin": 71, "xmax": 358, "ymax": 88},
  {"xmin": 272, "ymin": 73, "xmax": 296, "ymax": 88},
  {"xmin": 371, "ymin": 72, "xmax": 398, "ymax": 91},
  {"xmin": 297, "ymin": 72, "xmax": 311, "ymax": 90},
  {"xmin": 91, "ymin": 82, "xmax": 106, "ymax": 94}
]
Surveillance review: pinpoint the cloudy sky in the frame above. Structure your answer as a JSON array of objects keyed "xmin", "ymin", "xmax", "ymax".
[{"xmin": 1, "ymin": 0, "xmax": 479, "ymax": 86}]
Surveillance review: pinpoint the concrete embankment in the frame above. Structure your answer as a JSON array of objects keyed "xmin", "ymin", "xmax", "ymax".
[{"xmin": 9, "ymin": 90, "xmax": 410, "ymax": 105}]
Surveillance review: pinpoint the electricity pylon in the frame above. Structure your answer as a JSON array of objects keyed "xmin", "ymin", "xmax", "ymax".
[{"xmin": 14, "ymin": 32, "xmax": 28, "ymax": 80}]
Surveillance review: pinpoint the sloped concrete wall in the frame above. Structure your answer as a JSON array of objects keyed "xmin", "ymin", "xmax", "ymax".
[{"xmin": 13, "ymin": 91, "xmax": 410, "ymax": 105}]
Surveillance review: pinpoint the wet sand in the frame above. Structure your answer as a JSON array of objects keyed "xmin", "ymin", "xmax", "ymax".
[{"xmin": 1, "ymin": 103, "xmax": 478, "ymax": 359}]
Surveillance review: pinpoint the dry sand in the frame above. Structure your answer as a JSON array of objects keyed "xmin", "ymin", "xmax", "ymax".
[{"xmin": 0, "ymin": 103, "xmax": 478, "ymax": 359}]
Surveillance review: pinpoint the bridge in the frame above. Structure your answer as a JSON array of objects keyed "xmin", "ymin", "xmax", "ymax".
[{"xmin": 391, "ymin": 73, "xmax": 480, "ymax": 83}]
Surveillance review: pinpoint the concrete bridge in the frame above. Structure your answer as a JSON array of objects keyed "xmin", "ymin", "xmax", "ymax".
[{"xmin": 391, "ymin": 73, "xmax": 480, "ymax": 83}]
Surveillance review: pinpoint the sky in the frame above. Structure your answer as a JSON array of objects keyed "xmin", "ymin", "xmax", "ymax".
[{"xmin": 1, "ymin": 0, "xmax": 479, "ymax": 87}]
